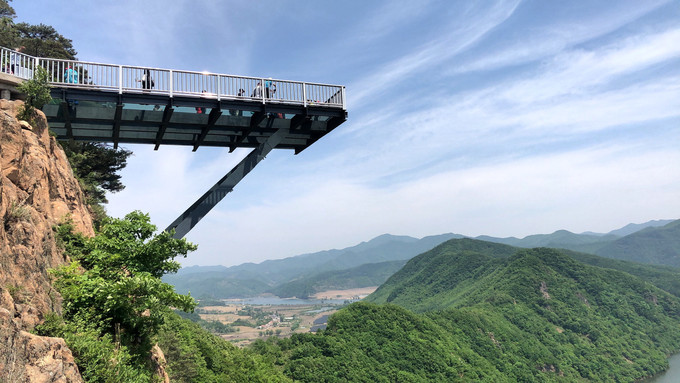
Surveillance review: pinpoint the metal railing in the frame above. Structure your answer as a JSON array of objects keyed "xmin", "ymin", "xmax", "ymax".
[
  {"xmin": 0, "ymin": 47, "xmax": 36, "ymax": 80},
  {"xmin": 1, "ymin": 46, "xmax": 346, "ymax": 109}
]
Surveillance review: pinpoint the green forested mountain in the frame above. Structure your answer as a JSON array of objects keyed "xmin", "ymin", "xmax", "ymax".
[
  {"xmin": 164, "ymin": 233, "xmax": 461, "ymax": 298},
  {"xmin": 367, "ymin": 238, "xmax": 680, "ymax": 309},
  {"xmin": 606, "ymin": 219, "xmax": 674, "ymax": 237},
  {"xmin": 563, "ymin": 249, "xmax": 680, "ymax": 297},
  {"xmin": 165, "ymin": 272, "xmax": 270, "ymax": 298},
  {"xmin": 252, "ymin": 239, "xmax": 680, "ymax": 382},
  {"xmin": 366, "ymin": 239, "xmax": 517, "ymax": 311},
  {"xmin": 165, "ymin": 219, "xmax": 677, "ymax": 299},
  {"xmin": 475, "ymin": 219, "xmax": 675, "ymax": 255},
  {"xmin": 269, "ymin": 260, "xmax": 407, "ymax": 298},
  {"xmin": 594, "ymin": 219, "xmax": 680, "ymax": 267},
  {"xmin": 476, "ymin": 229, "xmax": 617, "ymax": 251},
  {"xmin": 158, "ymin": 312, "xmax": 291, "ymax": 382}
]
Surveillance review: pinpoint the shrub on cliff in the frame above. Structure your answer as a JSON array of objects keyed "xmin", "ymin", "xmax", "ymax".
[
  {"xmin": 43, "ymin": 211, "xmax": 197, "ymax": 381},
  {"xmin": 16, "ymin": 66, "xmax": 51, "ymax": 123},
  {"xmin": 60, "ymin": 141, "xmax": 132, "ymax": 227}
]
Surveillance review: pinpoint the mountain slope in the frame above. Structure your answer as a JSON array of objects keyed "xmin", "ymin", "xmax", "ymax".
[
  {"xmin": 366, "ymin": 239, "xmax": 517, "ymax": 311},
  {"xmin": 166, "ymin": 219, "xmax": 677, "ymax": 300},
  {"xmin": 165, "ymin": 233, "xmax": 462, "ymax": 298},
  {"xmin": 269, "ymin": 260, "xmax": 407, "ymax": 298},
  {"xmin": 255, "ymin": 239, "xmax": 680, "ymax": 381},
  {"xmin": 607, "ymin": 219, "xmax": 675, "ymax": 237},
  {"xmin": 594, "ymin": 219, "xmax": 680, "ymax": 267},
  {"xmin": 476, "ymin": 229, "xmax": 617, "ymax": 249}
]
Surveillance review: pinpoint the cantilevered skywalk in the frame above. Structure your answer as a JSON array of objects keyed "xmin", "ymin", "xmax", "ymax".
[{"xmin": 1, "ymin": 47, "xmax": 346, "ymax": 238}]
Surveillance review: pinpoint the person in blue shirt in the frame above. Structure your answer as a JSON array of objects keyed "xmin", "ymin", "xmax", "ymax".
[
  {"xmin": 64, "ymin": 65, "xmax": 78, "ymax": 84},
  {"xmin": 264, "ymin": 78, "xmax": 276, "ymax": 98}
]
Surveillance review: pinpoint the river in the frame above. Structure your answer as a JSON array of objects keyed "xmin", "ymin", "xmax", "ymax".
[
  {"xmin": 220, "ymin": 296, "xmax": 351, "ymax": 305},
  {"xmin": 644, "ymin": 353, "xmax": 680, "ymax": 382}
]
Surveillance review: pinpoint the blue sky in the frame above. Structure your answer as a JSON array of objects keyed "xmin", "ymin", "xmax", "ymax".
[{"xmin": 13, "ymin": 0, "xmax": 680, "ymax": 267}]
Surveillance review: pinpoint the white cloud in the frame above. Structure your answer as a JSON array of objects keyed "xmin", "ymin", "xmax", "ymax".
[
  {"xmin": 348, "ymin": 0, "xmax": 521, "ymax": 106},
  {"xmin": 322, "ymin": 25, "xmax": 680, "ymax": 185},
  {"xmin": 185, "ymin": 142, "xmax": 680, "ymax": 266},
  {"xmin": 494, "ymin": 28, "xmax": 680, "ymax": 106},
  {"xmin": 451, "ymin": 0, "xmax": 671, "ymax": 74}
]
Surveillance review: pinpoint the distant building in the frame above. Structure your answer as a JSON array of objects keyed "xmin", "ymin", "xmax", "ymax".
[{"xmin": 310, "ymin": 315, "xmax": 329, "ymax": 332}]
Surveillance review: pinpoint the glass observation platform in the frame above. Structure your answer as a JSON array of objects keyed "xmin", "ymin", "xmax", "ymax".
[
  {"xmin": 42, "ymin": 95, "xmax": 346, "ymax": 154},
  {"xmin": 1, "ymin": 46, "xmax": 346, "ymax": 238}
]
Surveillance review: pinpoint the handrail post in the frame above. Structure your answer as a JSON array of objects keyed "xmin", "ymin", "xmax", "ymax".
[
  {"xmin": 342, "ymin": 86, "xmax": 346, "ymax": 110},
  {"xmin": 303, "ymin": 82, "xmax": 307, "ymax": 107},
  {"xmin": 216, "ymin": 74, "xmax": 221, "ymax": 101},
  {"xmin": 118, "ymin": 65, "xmax": 123, "ymax": 94},
  {"xmin": 169, "ymin": 70, "xmax": 173, "ymax": 98},
  {"xmin": 261, "ymin": 78, "xmax": 265, "ymax": 104}
]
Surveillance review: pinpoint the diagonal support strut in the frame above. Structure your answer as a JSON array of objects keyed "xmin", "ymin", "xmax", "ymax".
[{"xmin": 166, "ymin": 126, "xmax": 290, "ymax": 239}]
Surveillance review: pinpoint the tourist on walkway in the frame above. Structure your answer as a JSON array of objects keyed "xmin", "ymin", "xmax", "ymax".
[
  {"xmin": 265, "ymin": 78, "xmax": 276, "ymax": 98},
  {"xmin": 10, "ymin": 47, "xmax": 24, "ymax": 75},
  {"xmin": 251, "ymin": 81, "xmax": 262, "ymax": 98},
  {"xmin": 141, "ymin": 69, "xmax": 154, "ymax": 90},
  {"xmin": 64, "ymin": 65, "xmax": 78, "ymax": 84}
]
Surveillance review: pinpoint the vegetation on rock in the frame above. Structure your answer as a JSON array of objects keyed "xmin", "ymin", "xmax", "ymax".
[
  {"xmin": 16, "ymin": 66, "xmax": 51, "ymax": 123},
  {"xmin": 60, "ymin": 141, "xmax": 132, "ymax": 226},
  {"xmin": 39, "ymin": 212, "xmax": 197, "ymax": 382}
]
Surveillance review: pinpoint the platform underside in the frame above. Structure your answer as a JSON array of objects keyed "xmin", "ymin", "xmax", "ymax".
[{"xmin": 43, "ymin": 88, "xmax": 346, "ymax": 153}]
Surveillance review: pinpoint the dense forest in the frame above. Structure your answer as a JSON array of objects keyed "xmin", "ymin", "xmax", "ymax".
[{"xmin": 251, "ymin": 240, "xmax": 680, "ymax": 382}]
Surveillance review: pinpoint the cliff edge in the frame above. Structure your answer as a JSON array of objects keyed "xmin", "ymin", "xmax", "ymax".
[{"xmin": 0, "ymin": 99, "xmax": 93, "ymax": 383}]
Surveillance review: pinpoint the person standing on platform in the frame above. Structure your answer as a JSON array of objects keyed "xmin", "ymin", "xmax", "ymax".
[
  {"xmin": 265, "ymin": 78, "xmax": 276, "ymax": 98},
  {"xmin": 141, "ymin": 69, "xmax": 154, "ymax": 90},
  {"xmin": 64, "ymin": 65, "xmax": 78, "ymax": 84},
  {"xmin": 196, "ymin": 90, "xmax": 207, "ymax": 113},
  {"xmin": 251, "ymin": 81, "xmax": 262, "ymax": 98},
  {"xmin": 230, "ymin": 88, "xmax": 246, "ymax": 116},
  {"xmin": 10, "ymin": 47, "xmax": 24, "ymax": 75}
]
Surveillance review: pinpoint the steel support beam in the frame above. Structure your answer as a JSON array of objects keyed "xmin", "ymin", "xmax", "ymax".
[
  {"xmin": 60, "ymin": 102, "xmax": 73, "ymax": 139},
  {"xmin": 295, "ymin": 115, "xmax": 345, "ymax": 154},
  {"xmin": 230, "ymin": 111, "xmax": 266, "ymax": 152},
  {"xmin": 166, "ymin": 126, "xmax": 290, "ymax": 238},
  {"xmin": 112, "ymin": 103, "xmax": 123, "ymax": 149},
  {"xmin": 154, "ymin": 104, "xmax": 174, "ymax": 150},
  {"xmin": 290, "ymin": 113, "xmax": 310, "ymax": 131},
  {"xmin": 193, "ymin": 107, "xmax": 222, "ymax": 152}
]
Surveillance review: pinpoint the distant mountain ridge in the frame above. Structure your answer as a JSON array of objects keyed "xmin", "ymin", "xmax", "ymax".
[
  {"xmin": 367, "ymin": 237, "xmax": 680, "ymax": 310},
  {"xmin": 255, "ymin": 238, "xmax": 680, "ymax": 382},
  {"xmin": 603, "ymin": 219, "xmax": 674, "ymax": 237},
  {"xmin": 594, "ymin": 219, "xmax": 680, "ymax": 267},
  {"xmin": 166, "ymin": 219, "xmax": 678, "ymax": 299},
  {"xmin": 165, "ymin": 233, "xmax": 463, "ymax": 298}
]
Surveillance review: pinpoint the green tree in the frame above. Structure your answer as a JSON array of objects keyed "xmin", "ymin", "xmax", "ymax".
[
  {"xmin": 52, "ymin": 211, "xmax": 197, "ymax": 358},
  {"xmin": 61, "ymin": 141, "xmax": 132, "ymax": 200},
  {"xmin": 16, "ymin": 66, "xmax": 51, "ymax": 122},
  {"xmin": 15, "ymin": 22, "xmax": 76, "ymax": 59},
  {"xmin": 0, "ymin": 0, "xmax": 14, "ymax": 18},
  {"xmin": 0, "ymin": 1, "xmax": 17, "ymax": 46},
  {"xmin": 59, "ymin": 141, "xmax": 132, "ymax": 227},
  {"xmin": 0, "ymin": 0, "xmax": 17, "ymax": 47}
]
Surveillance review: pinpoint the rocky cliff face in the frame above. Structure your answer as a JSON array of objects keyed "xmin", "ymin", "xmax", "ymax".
[{"xmin": 0, "ymin": 100, "xmax": 93, "ymax": 383}]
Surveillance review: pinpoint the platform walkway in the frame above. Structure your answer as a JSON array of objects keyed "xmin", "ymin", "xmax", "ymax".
[{"xmin": 0, "ymin": 46, "xmax": 347, "ymax": 238}]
